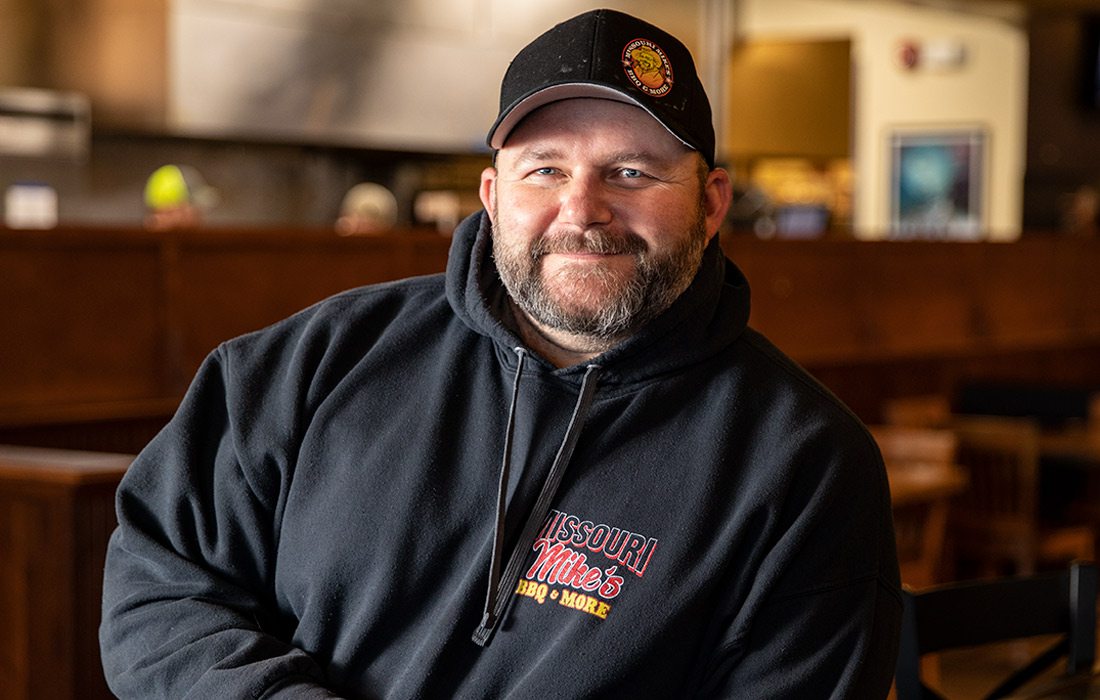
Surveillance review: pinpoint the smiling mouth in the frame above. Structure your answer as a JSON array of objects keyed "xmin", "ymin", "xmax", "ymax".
[
  {"xmin": 534, "ymin": 230, "xmax": 647, "ymax": 259},
  {"xmin": 550, "ymin": 250, "xmax": 631, "ymax": 259}
]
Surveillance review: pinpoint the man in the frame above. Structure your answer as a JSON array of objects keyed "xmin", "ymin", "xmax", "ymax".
[{"xmin": 101, "ymin": 9, "xmax": 901, "ymax": 698}]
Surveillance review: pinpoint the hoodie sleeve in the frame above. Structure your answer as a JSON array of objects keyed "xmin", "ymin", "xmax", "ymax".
[
  {"xmin": 698, "ymin": 574, "xmax": 901, "ymax": 697},
  {"xmin": 99, "ymin": 346, "xmax": 341, "ymax": 699},
  {"xmin": 696, "ymin": 425, "xmax": 903, "ymax": 699}
]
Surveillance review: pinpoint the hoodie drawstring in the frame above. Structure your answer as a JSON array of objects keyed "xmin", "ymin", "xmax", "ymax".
[
  {"xmin": 475, "ymin": 346, "xmax": 527, "ymax": 646},
  {"xmin": 472, "ymin": 355, "xmax": 602, "ymax": 647}
]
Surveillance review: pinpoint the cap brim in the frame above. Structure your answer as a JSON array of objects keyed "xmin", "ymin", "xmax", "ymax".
[{"xmin": 486, "ymin": 83, "xmax": 691, "ymax": 151}]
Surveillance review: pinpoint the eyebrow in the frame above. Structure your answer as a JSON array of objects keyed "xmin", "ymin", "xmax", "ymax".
[
  {"xmin": 607, "ymin": 151, "xmax": 665, "ymax": 168},
  {"xmin": 511, "ymin": 147, "xmax": 564, "ymax": 165}
]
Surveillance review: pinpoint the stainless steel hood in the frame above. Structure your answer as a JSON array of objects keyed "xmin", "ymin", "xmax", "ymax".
[
  {"xmin": 167, "ymin": 0, "xmax": 508, "ymax": 153},
  {"xmin": 5, "ymin": 0, "xmax": 706, "ymax": 154}
]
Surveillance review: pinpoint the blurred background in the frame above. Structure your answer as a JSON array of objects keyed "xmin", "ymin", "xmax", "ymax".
[
  {"xmin": 6, "ymin": 2, "xmax": 1100, "ymax": 697},
  {"xmin": 1, "ymin": 0, "xmax": 1095, "ymax": 237}
]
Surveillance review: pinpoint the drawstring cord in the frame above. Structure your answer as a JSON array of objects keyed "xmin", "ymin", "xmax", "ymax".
[
  {"xmin": 472, "ymin": 357, "xmax": 602, "ymax": 647},
  {"xmin": 476, "ymin": 346, "xmax": 527, "ymax": 643}
]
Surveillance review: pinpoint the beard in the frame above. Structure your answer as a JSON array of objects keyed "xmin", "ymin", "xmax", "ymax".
[{"xmin": 491, "ymin": 206, "xmax": 709, "ymax": 344}]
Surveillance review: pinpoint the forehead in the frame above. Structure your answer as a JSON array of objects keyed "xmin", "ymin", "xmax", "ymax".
[{"xmin": 499, "ymin": 98, "xmax": 692, "ymax": 164}]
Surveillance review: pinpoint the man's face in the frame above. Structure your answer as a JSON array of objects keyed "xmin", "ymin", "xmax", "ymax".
[{"xmin": 480, "ymin": 98, "xmax": 729, "ymax": 343}]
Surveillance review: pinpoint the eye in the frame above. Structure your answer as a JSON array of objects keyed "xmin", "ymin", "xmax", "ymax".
[
  {"xmin": 522, "ymin": 166, "xmax": 564, "ymax": 183},
  {"xmin": 614, "ymin": 167, "xmax": 657, "ymax": 187}
]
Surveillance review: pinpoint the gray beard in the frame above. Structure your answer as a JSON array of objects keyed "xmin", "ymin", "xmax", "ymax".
[{"xmin": 491, "ymin": 212, "xmax": 708, "ymax": 344}]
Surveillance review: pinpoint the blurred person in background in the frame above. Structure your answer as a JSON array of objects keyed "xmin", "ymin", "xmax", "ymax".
[
  {"xmin": 335, "ymin": 181, "xmax": 399, "ymax": 235},
  {"xmin": 143, "ymin": 163, "xmax": 219, "ymax": 231}
]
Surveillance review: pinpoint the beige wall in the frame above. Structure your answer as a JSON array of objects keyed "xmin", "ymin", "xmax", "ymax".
[
  {"xmin": 0, "ymin": 0, "xmax": 48, "ymax": 85},
  {"xmin": 0, "ymin": 0, "xmax": 167, "ymax": 128},
  {"xmin": 737, "ymin": 0, "xmax": 1028, "ymax": 240}
]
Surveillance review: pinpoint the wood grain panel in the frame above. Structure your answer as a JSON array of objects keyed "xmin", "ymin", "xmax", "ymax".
[
  {"xmin": 860, "ymin": 242, "xmax": 981, "ymax": 356},
  {"xmin": 0, "ymin": 233, "xmax": 164, "ymax": 410},
  {"xmin": 724, "ymin": 239, "xmax": 867, "ymax": 362},
  {"xmin": 978, "ymin": 239, "xmax": 1076, "ymax": 345},
  {"xmin": 171, "ymin": 233, "xmax": 452, "ymax": 381},
  {"xmin": 0, "ymin": 446, "xmax": 130, "ymax": 700},
  {"xmin": 2, "ymin": 226, "xmax": 1100, "ymax": 439},
  {"xmin": 1065, "ymin": 238, "xmax": 1100, "ymax": 337}
]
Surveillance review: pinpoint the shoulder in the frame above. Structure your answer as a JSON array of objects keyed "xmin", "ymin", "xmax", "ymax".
[
  {"xmin": 727, "ymin": 331, "xmax": 898, "ymax": 594},
  {"xmin": 722, "ymin": 327, "xmax": 890, "ymax": 541},
  {"xmin": 734, "ymin": 327, "xmax": 878, "ymax": 454},
  {"xmin": 206, "ymin": 273, "xmax": 458, "ymax": 406},
  {"xmin": 284, "ymin": 273, "xmax": 448, "ymax": 330}
]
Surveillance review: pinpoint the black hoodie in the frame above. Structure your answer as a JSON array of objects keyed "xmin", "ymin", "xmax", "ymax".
[{"xmin": 100, "ymin": 211, "xmax": 901, "ymax": 698}]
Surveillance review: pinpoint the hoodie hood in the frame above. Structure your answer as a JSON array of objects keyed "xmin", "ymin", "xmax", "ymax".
[
  {"xmin": 445, "ymin": 210, "xmax": 752, "ymax": 385},
  {"xmin": 447, "ymin": 210, "xmax": 755, "ymax": 645}
]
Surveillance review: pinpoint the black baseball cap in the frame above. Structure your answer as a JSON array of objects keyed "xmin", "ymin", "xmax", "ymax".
[{"xmin": 486, "ymin": 8, "xmax": 716, "ymax": 168}]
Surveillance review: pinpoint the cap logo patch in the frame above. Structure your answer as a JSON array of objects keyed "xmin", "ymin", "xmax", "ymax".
[{"xmin": 622, "ymin": 38, "xmax": 673, "ymax": 97}]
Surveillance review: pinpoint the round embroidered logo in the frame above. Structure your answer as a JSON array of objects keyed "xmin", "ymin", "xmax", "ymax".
[{"xmin": 622, "ymin": 38, "xmax": 673, "ymax": 97}]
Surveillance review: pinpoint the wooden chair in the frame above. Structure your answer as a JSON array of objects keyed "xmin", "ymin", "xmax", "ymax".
[
  {"xmin": 894, "ymin": 561, "xmax": 1098, "ymax": 700},
  {"xmin": 948, "ymin": 416, "xmax": 1095, "ymax": 577},
  {"xmin": 871, "ymin": 425, "xmax": 963, "ymax": 589}
]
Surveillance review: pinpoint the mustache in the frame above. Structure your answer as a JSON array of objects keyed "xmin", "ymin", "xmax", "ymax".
[{"xmin": 530, "ymin": 228, "xmax": 648, "ymax": 258}]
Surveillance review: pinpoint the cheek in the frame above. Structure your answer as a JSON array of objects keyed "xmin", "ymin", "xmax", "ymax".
[
  {"xmin": 495, "ymin": 188, "xmax": 557, "ymax": 235},
  {"xmin": 621, "ymin": 199, "xmax": 688, "ymax": 245}
]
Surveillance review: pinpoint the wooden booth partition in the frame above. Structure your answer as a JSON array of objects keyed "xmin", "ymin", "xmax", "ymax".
[
  {"xmin": 0, "ymin": 446, "xmax": 132, "ymax": 700},
  {"xmin": 721, "ymin": 236, "xmax": 1100, "ymax": 420},
  {"xmin": 0, "ymin": 230, "xmax": 166, "ymax": 424},
  {"xmin": 4, "ymin": 227, "xmax": 1100, "ymax": 446},
  {"xmin": 167, "ymin": 230, "xmax": 456, "ymax": 384},
  {"xmin": 0, "ymin": 227, "xmax": 454, "ymax": 453}
]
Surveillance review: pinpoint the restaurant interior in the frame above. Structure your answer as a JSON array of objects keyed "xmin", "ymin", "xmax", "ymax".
[{"xmin": 3, "ymin": 0, "xmax": 1100, "ymax": 697}]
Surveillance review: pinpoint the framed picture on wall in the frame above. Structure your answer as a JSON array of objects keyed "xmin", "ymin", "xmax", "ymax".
[{"xmin": 889, "ymin": 128, "xmax": 985, "ymax": 239}]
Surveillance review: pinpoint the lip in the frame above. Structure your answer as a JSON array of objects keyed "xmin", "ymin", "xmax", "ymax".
[{"xmin": 547, "ymin": 251, "xmax": 631, "ymax": 261}]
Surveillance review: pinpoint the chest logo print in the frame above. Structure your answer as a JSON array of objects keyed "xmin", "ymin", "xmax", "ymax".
[{"xmin": 514, "ymin": 509, "xmax": 658, "ymax": 621}]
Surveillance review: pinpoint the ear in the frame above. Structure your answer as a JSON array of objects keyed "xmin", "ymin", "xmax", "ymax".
[
  {"xmin": 702, "ymin": 167, "xmax": 733, "ymax": 240},
  {"xmin": 479, "ymin": 166, "xmax": 498, "ymax": 222}
]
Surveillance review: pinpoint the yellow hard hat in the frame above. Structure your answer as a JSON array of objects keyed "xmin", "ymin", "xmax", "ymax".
[{"xmin": 144, "ymin": 165, "xmax": 191, "ymax": 209}]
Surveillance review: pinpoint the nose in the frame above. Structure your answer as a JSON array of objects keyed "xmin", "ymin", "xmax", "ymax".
[{"xmin": 557, "ymin": 174, "xmax": 612, "ymax": 229}]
